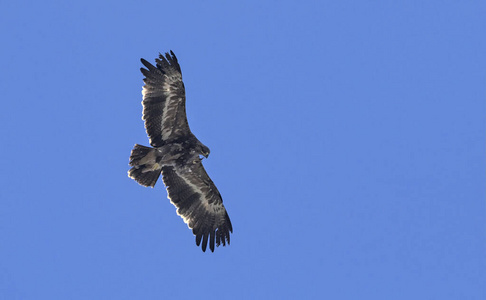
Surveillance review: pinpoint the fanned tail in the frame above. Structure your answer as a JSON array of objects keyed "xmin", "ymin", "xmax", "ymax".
[{"xmin": 128, "ymin": 144, "xmax": 162, "ymax": 187}]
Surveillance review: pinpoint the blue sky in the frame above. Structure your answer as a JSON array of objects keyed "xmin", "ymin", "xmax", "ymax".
[{"xmin": 1, "ymin": 1, "xmax": 485, "ymax": 299}]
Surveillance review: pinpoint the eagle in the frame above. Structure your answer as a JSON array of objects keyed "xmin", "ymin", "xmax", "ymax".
[{"xmin": 128, "ymin": 51, "xmax": 232, "ymax": 252}]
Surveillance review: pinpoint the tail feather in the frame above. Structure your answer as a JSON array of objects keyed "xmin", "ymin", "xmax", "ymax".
[{"xmin": 128, "ymin": 144, "xmax": 162, "ymax": 187}]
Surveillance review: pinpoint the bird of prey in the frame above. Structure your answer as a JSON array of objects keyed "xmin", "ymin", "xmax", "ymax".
[{"xmin": 128, "ymin": 51, "xmax": 232, "ymax": 252}]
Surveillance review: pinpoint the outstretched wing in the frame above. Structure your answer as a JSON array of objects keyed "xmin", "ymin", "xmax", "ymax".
[
  {"xmin": 140, "ymin": 51, "xmax": 192, "ymax": 147},
  {"xmin": 161, "ymin": 161, "xmax": 232, "ymax": 252}
]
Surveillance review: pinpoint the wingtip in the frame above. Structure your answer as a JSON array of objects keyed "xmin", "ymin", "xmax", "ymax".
[
  {"xmin": 140, "ymin": 58, "xmax": 155, "ymax": 70},
  {"xmin": 140, "ymin": 58, "xmax": 149, "ymax": 66}
]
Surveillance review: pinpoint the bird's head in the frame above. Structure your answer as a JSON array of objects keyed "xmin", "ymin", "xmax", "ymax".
[{"xmin": 197, "ymin": 143, "xmax": 210, "ymax": 158}]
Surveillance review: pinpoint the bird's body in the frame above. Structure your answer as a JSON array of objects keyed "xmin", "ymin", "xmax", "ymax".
[{"xmin": 128, "ymin": 51, "xmax": 232, "ymax": 252}]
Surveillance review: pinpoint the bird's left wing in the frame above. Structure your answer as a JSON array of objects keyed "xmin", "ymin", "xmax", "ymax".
[{"xmin": 161, "ymin": 161, "xmax": 232, "ymax": 252}]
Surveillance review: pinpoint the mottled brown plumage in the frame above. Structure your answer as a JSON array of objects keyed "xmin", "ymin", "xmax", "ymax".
[{"xmin": 128, "ymin": 51, "xmax": 232, "ymax": 252}]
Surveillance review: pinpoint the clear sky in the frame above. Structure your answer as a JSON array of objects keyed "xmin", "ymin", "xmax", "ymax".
[{"xmin": 1, "ymin": 1, "xmax": 485, "ymax": 299}]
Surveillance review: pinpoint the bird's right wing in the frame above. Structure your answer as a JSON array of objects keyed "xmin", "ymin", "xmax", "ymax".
[{"xmin": 140, "ymin": 51, "xmax": 192, "ymax": 147}]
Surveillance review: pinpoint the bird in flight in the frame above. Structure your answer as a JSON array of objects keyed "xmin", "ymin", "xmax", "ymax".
[{"xmin": 128, "ymin": 51, "xmax": 232, "ymax": 252}]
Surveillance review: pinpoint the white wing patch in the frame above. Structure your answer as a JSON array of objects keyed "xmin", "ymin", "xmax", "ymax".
[{"xmin": 161, "ymin": 80, "xmax": 177, "ymax": 140}]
